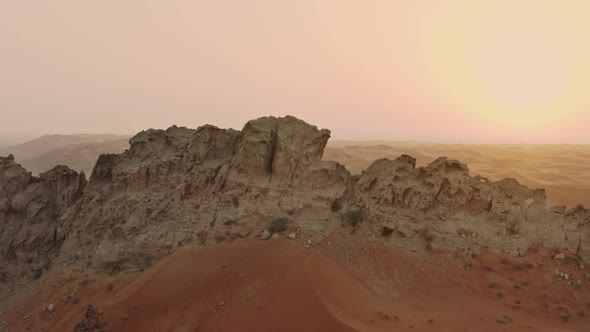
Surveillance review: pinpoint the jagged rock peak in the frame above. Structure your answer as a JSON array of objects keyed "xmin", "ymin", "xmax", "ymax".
[{"xmin": 85, "ymin": 116, "xmax": 333, "ymax": 190}]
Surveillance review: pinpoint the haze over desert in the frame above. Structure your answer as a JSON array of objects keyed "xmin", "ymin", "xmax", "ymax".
[{"xmin": 2, "ymin": 1, "xmax": 590, "ymax": 332}]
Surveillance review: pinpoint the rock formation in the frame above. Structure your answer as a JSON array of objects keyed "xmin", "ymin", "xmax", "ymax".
[
  {"xmin": 0, "ymin": 155, "xmax": 86, "ymax": 283},
  {"xmin": 0, "ymin": 116, "xmax": 588, "ymax": 290}
]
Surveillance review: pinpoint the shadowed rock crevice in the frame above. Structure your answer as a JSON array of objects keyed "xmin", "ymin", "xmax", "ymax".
[{"xmin": 265, "ymin": 126, "xmax": 279, "ymax": 177}]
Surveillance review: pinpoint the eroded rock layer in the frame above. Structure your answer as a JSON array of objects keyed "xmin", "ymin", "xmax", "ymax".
[{"xmin": 0, "ymin": 116, "xmax": 588, "ymax": 288}]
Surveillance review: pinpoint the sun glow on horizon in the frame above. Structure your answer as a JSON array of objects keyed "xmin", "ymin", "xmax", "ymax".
[
  {"xmin": 416, "ymin": 1, "xmax": 590, "ymax": 134},
  {"xmin": 1, "ymin": 1, "xmax": 589, "ymax": 143}
]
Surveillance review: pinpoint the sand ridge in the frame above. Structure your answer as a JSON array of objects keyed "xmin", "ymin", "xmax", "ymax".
[{"xmin": 1, "ymin": 239, "xmax": 588, "ymax": 332}]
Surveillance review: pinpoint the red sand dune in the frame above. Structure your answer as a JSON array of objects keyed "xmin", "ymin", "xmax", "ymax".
[{"xmin": 1, "ymin": 239, "xmax": 589, "ymax": 331}]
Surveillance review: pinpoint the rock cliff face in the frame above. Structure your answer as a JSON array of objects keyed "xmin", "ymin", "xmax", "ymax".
[
  {"xmin": 353, "ymin": 155, "xmax": 588, "ymax": 258},
  {"xmin": 0, "ymin": 116, "xmax": 588, "ymax": 288},
  {"xmin": 0, "ymin": 155, "xmax": 86, "ymax": 283}
]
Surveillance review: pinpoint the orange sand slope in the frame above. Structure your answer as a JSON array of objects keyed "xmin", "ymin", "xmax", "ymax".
[
  {"xmin": 2, "ymin": 239, "xmax": 588, "ymax": 332},
  {"xmin": 325, "ymin": 141, "xmax": 590, "ymax": 208}
]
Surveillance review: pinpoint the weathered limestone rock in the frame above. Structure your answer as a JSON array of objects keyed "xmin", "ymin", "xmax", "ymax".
[
  {"xmin": 0, "ymin": 155, "xmax": 86, "ymax": 285},
  {"xmin": 0, "ymin": 116, "xmax": 588, "ymax": 291}
]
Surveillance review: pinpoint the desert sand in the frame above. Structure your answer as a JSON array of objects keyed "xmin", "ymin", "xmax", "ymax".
[
  {"xmin": 0, "ymin": 134, "xmax": 129, "ymax": 175},
  {"xmin": 325, "ymin": 141, "xmax": 590, "ymax": 208},
  {"xmin": 1, "ymin": 237, "xmax": 588, "ymax": 332}
]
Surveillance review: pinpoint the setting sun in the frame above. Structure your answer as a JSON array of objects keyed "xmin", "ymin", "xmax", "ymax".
[
  {"xmin": 418, "ymin": 1, "xmax": 590, "ymax": 133},
  {"xmin": 1, "ymin": 1, "xmax": 589, "ymax": 142}
]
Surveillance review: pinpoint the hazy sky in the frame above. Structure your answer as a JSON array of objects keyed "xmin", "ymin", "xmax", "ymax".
[{"xmin": 1, "ymin": 1, "xmax": 589, "ymax": 143}]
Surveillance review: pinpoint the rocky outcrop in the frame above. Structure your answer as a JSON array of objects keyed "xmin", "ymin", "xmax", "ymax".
[
  {"xmin": 0, "ymin": 155, "xmax": 86, "ymax": 283},
  {"xmin": 55, "ymin": 116, "xmax": 348, "ymax": 275},
  {"xmin": 0, "ymin": 116, "xmax": 588, "ymax": 289},
  {"xmin": 352, "ymin": 155, "xmax": 589, "ymax": 258}
]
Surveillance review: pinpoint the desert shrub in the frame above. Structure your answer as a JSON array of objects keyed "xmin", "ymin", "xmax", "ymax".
[
  {"xmin": 269, "ymin": 217, "xmax": 289, "ymax": 233},
  {"xmin": 330, "ymin": 199, "xmax": 342, "ymax": 212},
  {"xmin": 344, "ymin": 209, "xmax": 366, "ymax": 226},
  {"xmin": 232, "ymin": 196, "xmax": 239, "ymax": 207},
  {"xmin": 497, "ymin": 315, "xmax": 512, "ymax": 324}
]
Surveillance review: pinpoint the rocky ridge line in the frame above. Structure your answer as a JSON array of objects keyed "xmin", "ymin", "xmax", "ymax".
[{"xmin": 0, "ymin": 116, "xmax": 588, "ymax": 289}]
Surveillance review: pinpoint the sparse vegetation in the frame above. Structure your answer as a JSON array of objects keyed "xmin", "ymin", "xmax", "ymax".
[
  {"xmin": 232, "ymin": 196, "xmax": 239, "ymax": 207},
  {"xmin": 269, "ymin": 217, "xmax": 289, "ymax": 233},
  {"xmin": 544, "ymin": 303, "xmax": 549, "ymax": 308},
  {"xmin": 496, "ymin": 291, "xmax": 504, "ymax": 299},
  {"xmin": 330, "ymin": 199, "xmax": 342, "ymax": 212},
  {"xmin": 488, "ymin": 282, "xmax": 497, "ymax": 289},
  {"xmin": 497, "ymin": 315, "xmax": 513, "ymax": 324},
  {"xmin": 377, "ymin": 311, "xmax": 391, "ymax": 320},
  {"xmin": 561, "ymin": 313, "xmax": 571, "ymax": 322},
  {"xmin": 106, "ymin": 284, "xmax": 114, "ymax": 292},
  {"xmin": 343, "ymin": 208, "xmax": 366, "ymax": 226},
  {"xmin": 578, "ymin": 310, "xmax": 586, "ymax": 317}
]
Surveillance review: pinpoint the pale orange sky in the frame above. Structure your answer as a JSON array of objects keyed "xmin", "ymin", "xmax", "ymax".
[{"xmin": 1, "ymin": 1, "xmax": 589, "ymax": 143}]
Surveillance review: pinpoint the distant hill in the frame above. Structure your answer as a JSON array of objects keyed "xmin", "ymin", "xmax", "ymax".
[{"xmin": 0, "ymin": 134, "xmax": 130, "ymax": 174}]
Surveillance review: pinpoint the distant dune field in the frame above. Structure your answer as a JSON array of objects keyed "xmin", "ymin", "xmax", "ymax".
[
  {"xmin": 325, "ymin": 141, "xmax": 590, "ymax": 208},
  {"xmin": 0, "ymin": 134, "xmax": 130, "ymax": 175}
]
